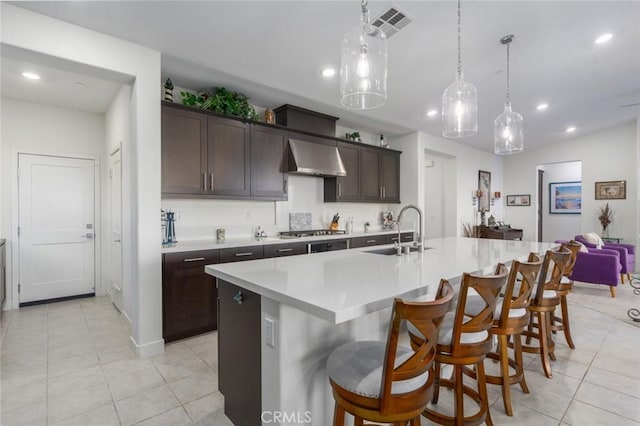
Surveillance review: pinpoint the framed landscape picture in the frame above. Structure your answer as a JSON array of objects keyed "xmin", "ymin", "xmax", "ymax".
[
  {"xmin": 595, "ymin": 180, "xmax": 626, "ymax": 200},
  {"xmin": 506, "ymin": 194, "xmax": 531, "ymax": 206},
  {"xmin": 478, "ymin": 170, "xmax": 491, "ymax": 211},
  {"xmin": 549, "ymin": 181, "xmax": 582, "ymax": 214}
]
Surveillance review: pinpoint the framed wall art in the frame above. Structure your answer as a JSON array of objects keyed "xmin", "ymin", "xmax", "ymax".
[
  {"xmin": 506, "ymin": 194, "xmax": 531, "ymax": 206},
  {"xmin": 478, "ymin": 170, "xmax": 491, "ymax": 211},
  {"xmin": 595, "ymin": 180, "xmax": 626, "ymax": 200},
  {"xmin": 549, "ymin": 181, "xmax": 582, "ymax": 214}
]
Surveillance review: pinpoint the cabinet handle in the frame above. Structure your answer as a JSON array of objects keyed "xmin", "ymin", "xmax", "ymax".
[
  {"xmin": 183, "ymin": 257, "xmax": 205, "ymax": 262},
  {"xmin": 210, "ymin": 173, "xmax": 214, "ymax": 191},
  {"xmin": 383, "ymin": 186, "xmax": 386, "ymax": 198},
  {"xmin": 234, "ymin": 252, "xmax": 253, "ymax": 257},
  {"xmin": 391, "ymin": 237, "xmax": 399, "ymax": 241},
  {"xmin": 338, "ymin": 183, "xmax": 342, "ymax": 198},
  {"xmin": 380, "ymin": 186, "xmax": 383, "ymax": 198},
  {"xmin": 283, "ymin": 177, "xmax": 288, "ymax": 194},
  {"xmin": 277, "ymin": 248, "xmax": 293, "ymax": 253},
  {"xmin": 366, "ymin": 239, "xmax": 376, "ymax": 244},
  {"xmin": 203, "ymin": 173, "xmax": 207, "ymax": 191},
  {"xmin": 233, "ymin": 291, "xmax": 243, "ymax": 306}
]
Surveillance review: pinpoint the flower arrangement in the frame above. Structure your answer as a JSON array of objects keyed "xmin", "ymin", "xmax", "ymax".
[{"xmin": 597, "ymin": 203, "xmax": 613, "ymax": 236}]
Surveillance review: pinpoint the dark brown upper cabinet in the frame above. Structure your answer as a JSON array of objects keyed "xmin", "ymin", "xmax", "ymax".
[
  {"xmin": 324, "ymin": 142, "xmax": 361, "ymax": 202},
  {"xmin": 161, "ymin": 106, "xmax": 208, "ymax": 195},
  {"xmin": 207, "ymin": 115, "xmax": 250, "ymax": 196},
  {"xmin": 359, "ymin": 146, "xmax": 401, "ymax": 203},
  {"xmin": 250, "ymin": 125, "xmax": 288, "ymax": 200}
]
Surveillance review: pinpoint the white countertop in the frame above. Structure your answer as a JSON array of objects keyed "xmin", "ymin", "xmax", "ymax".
[
  {"xmin": 161, "ymin": 229, "xmax": 407, "ymax": 253},
  {"xmin": 205, "ymin": 237, "xmax": 555, "ymax": 324}
]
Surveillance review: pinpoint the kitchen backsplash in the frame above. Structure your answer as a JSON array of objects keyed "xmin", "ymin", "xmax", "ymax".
[{"xmin": 162, "ymin": 175, "xmax": 398, "ymax": 241}]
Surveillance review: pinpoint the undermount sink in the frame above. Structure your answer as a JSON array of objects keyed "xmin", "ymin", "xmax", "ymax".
[{"xmin": 365, "ymin": 246, "xmax": 433, "ymax": 255}]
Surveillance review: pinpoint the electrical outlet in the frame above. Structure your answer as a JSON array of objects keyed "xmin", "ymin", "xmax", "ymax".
[{"xmin": 265, "ymin": 317, "xmax": 275, "ymax": 348}]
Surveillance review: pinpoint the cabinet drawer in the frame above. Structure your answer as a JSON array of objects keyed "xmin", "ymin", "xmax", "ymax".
[
  {"xmin": 350, "ymin": 235, "xmax": 386, "ymax": 248},
  {"xmin": 386, "ymin": 232, "xmax": 414, "ymax": 244},
  {"xmin": 264, "ymin": 243, "xmax": 308, "ymax": 258},
  {"xmin": 220, "ymin": 246, "xmax": 264, "ymax": 263},
  {"xmin": 163, "ymin": 250, "xmax": 220, "ymax": 269}
]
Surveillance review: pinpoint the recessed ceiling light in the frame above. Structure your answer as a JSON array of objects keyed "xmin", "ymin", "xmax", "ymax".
[
  {"xmin": 22, "ymin": 71, "xmax": 40, "ymax": 80},
  {"xmin": 321, "ymin": 68, "xmax": 336, "ymax": 78},
  {"xmin": 426, "ymin": 109, "xmax": 439, "ymax": 117},
  {"xmin": 536, "ymin": 103, "xmax": 548, "ymax": 111},
  {"xmin": 566, "ymin": 126, "xmax": 576, "ymax": 133},
  {"xmin": 595, "ymin": 33, "xmax": 613, "ymax": 44}
]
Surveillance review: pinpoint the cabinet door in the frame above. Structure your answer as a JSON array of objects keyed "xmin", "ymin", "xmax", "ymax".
[
  {"xmin": 336, "ymin": 142, "xmax": 360, "ymax": 201},
  {"xmin": 161, "ymin": 106, "xmax": 207, "ymax": 195},
  {"xmin": 162, "ymin": 250, "xmax": 219, "ymax": 342},
  {"xmin": 250, "ymin": 125, "xmax": 287, "ymax": 199},
  {"xmin": 263, "ymin": 242, "xmax": 308, "ymax": 258},
  {"xmin": 361, "ymin": 148, "xmax": 381, "ymax": 201},
  {"xmin": 207, "ymin": 116, "xmax": 250, "ymax": 196},
  {"xmin": 219, "ymin": 246, "xmax": 264, "ymax": 263},
  {"xmin": 380, "ymin": 151, "xmax": 400, "ymax": 203},
  {"xmin": 350, "ymin": 235, "xmax": 386, "ymax": 248}
]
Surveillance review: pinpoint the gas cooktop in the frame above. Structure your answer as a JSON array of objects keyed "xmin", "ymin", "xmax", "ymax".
[{"xmin": 278, "ymin": 229, "xmax": 346, "ymax": 238}]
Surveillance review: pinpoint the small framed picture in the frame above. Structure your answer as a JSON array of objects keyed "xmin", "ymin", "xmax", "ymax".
[
  {"xmin": 549, "ymin": 181, "xmax": 582, "ymax": 214},
  {"xmin": 595, "ymin": 180, "xmax": 626, "ymax": 200},
  {"xmin": 478, "ymin": 170, "xmax": 491, "ymax": 211},
  {"xmin": 506, "ymin": 194, "xmax": 531, "ymax": 206}
]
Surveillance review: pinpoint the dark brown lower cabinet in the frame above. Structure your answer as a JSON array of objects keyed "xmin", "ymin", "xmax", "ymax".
[
  {"xmin": 162, "ymin": 250, "xmax": 220, "ymax": 342},
  {"xmin": 218, "ymin": 280, "xmax": 261, "ymax": 426}
]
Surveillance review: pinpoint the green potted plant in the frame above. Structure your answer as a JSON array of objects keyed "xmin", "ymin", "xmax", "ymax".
[{"xmin": 181, "ymin": 86, "xmax": 260, "ymax": 121}]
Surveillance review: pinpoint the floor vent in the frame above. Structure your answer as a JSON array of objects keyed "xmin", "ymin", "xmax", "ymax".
[{"xmin": 371, "ymin": 4, "xmax": 413, "ymax": 39}]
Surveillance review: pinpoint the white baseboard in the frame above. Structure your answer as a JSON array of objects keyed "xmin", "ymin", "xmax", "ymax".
[{"xmin": 129, "ymin": 335, "xmax": 164, "ymax": 357}]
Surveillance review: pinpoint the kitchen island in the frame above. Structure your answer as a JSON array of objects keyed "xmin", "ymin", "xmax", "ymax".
[{"xmin": 205, "ymin": 237, "xmax": 555, "ymax": 426}]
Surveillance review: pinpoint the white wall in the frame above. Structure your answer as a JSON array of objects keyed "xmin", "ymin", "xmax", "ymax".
[
  {"xmin": 540, "ymin": 161, "xmax": 582, "ymax": 242},
  {"xmin": 163, "ymin": 175, "xmax": 394, "ymax": 241},
  {"xmin": 424, "ymin": 151, "xmax": 456, "ymax": 239},
  {"xmin": 504, "ymin": 121, "xmax": 638, "ymax": 248},
  {"xmin": 104, "ymin": 85, "xmax": 132, "ymax": 318},
  {"xmin": 1, "ymin": 97, "xmax": 106, "ymax": 309},
  {"xmin": 394, "ymin": 131, "xmax": 504, "ymax": 239},
  {"xmin": 2, "ymin": 3, "xmax": 163, "ymax": 356}
]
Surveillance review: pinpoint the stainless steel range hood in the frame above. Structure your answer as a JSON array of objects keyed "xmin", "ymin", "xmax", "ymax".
[{"xmin": 287, "ymin": 139, "xmax": 346, "ymax": 177}]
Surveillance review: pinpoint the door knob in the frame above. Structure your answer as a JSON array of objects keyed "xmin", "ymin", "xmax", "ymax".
[
  {"xmin": 81, "ymin": 233, "xmax": 94, "ymax": 239},
  {"xmin": 233, "ymin": 291, "xmax": 243, "ymax": 306}
]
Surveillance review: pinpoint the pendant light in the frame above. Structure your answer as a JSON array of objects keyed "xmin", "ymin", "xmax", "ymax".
[
  {"xmin": 494, "ymin": 34, "xmax": 524, "ymax": 155},
  {"xmin": 442, "ymin": 0, "xmax": 478, "ymax": 138},
  {"xmin": 340, "ymin": 0, "xmax": 388, "ymax": 109}
]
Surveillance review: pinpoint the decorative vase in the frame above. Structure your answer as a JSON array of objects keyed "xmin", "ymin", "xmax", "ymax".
[{"xmin": 602, "ymin": 227, "xmax": 609, "ymax": 238}]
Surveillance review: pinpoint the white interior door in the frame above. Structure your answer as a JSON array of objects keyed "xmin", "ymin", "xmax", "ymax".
[
  {"xmin": 110, "ymin": 148, "xmax": 123, "ymax": 311},
  {"xmin": 18, "ymin": 154, "xmax": 96, "ymax": 304}
]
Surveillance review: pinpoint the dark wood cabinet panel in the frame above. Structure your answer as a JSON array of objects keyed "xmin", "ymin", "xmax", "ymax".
[
  {"xmin": 207, "ymin": 116, "xmax": 250, "ymax": 196},
  {"xmin": 380, "ymin": 151, "xmax": 400, "ymax": 203},
  {"xmin": 385, "ymin": 232, "xmax": 415, "ymax": 244},
  {"xmin": 250, "ymin": 125, "xmax": 288, "ymax": 199},
  {"xmin": 263, "ymin": 242, "xmax": 308, "ymax": 258},
  {"xmin": 324, "ymin": 142, "xmax": 360, "ymax": 202},
  {"xmin": 161, "ymin": 106, "xmax": 207, "ymax": 195},
  {"xmin": 350, "ymin": 235, "xmax": 386, "ymax": 248},
  {"xmin": 162, "ymin": 250, "xmax": 220, "ymax": 342},
  {"xmin": 219, "ymin": 245, "xmax": 264, "ymax": 263},
  {"xmin": 218, "ymin": 280, "xmax": 261, "ymax": 426},
  {"xmin": 478, "ymin": 226, "xmax": 523, "ymax": 240},
  {"xmin": 360, "ymin": 148, "xmax": 381, "ymax": 201}
]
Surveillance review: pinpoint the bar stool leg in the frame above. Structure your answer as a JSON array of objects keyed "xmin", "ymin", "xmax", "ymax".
[
  {"xmin": 539, "ymin": 312, "xmax": 553, "ymax": 378},
  {"xmin": 476, "ymin": 360, "xmax": 493, "ymax": 426},
  {"xmin": 454, "ymin": 365, "xmax": 464, "ymax": 426},
  {"xmin": 498, "ymin": 334, "xmax": 513, "ymax": 416},
  {"xmin": 333, "ymin": 403, "xmax": 345, "ymax": 426},
  {"xmin": 431, "ymin": 361, "xmax": 441, "ymax": 404},
  {"xmin": 560, "ymin": 295, "xmax": 575, "ymax": 349},
  {"xmin": 513, "ymin": 334, "xmax": 529, "ymax": 394}
]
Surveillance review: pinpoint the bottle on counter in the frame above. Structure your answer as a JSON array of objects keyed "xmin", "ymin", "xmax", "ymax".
[{"xmin": 379, "ymin": 134, "xmax": 388, "ymax": 148}]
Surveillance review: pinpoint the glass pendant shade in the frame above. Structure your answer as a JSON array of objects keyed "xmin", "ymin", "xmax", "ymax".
[
  {"xmin": 340, "ymin": 19, "xmax": 388, "ymax": 109},
  {"xmin": 442, "ymin": 72, "xmax": 478, "ymax": 138},
  {"xmin": 494, "ymin": 103, "xmax": 524, "ymax": 155}
]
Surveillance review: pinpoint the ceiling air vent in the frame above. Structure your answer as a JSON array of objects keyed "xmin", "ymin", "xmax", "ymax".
[{"xmin": 371, "ymin": 4, "xmax": 413, "ymax": 39}]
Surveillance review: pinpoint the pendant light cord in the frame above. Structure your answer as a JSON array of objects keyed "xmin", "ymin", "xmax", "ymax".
[
  {"xmin": 457, "ymin": 0, "xmax": 462, "ymax": 79},
  {"xmin": 505, "ymin": 42, "xmax": 511, "ymax": 104},
  {"xmin": 361, "ymin": 0, "xmax": 369, "ymax": 24}
]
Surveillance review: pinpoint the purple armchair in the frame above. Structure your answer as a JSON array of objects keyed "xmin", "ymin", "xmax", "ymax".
[
  {"xmin": 575, "ymin": 235, "xmax": 635, "ymax": 283},
  {"xmin": 556, "ymin": 240, "xmax": 621, "ymax": 297}
]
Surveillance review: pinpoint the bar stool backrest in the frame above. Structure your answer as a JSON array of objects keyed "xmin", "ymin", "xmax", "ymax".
[
  {"xmin": 533, "ymin": 248, "xmax": 572, "ymax": 305},
  {"xmin": 561, "ymin": 240, "xmax": 582, "ymax": 277},
  {"xmin": 497, "ymin": 253, "xmax": 543, "ymax": 325},
  {"xmin": 379, "ymin": 279, "xmax": 454, "ymax": 414}
]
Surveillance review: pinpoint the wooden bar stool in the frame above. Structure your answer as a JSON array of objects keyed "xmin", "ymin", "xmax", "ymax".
[
  {"xmin": 410, "ymin": 265, "xmax": 509, "ymax": 426},
  {"xmin": 465, "ymin": 253, "xmax": 543, "ymax": 416},
  {"xmin": 551, "ymin": 241, "xmax": 581, "ymax": 349},
  {"xmin": 327, "ymin": 280, "xmax": 454, "ymax": 426},
  {"xmin": 522, "ymin": 248, "xmax": 571, "ymax": 378}
]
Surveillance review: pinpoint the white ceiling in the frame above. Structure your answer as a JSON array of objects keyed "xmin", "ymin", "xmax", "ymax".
[{"xmin": 7, "ymin": 1, "xmax": 640, "ymax": 152}]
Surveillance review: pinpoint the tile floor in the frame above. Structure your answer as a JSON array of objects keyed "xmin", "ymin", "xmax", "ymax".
[{"xmin": 1, "ymin": 280, "xmax": 639, "ymax": 425}]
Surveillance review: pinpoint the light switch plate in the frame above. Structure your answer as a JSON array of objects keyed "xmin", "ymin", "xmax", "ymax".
[{"xmin": 265, "ymin": 317, "xmax": 275, "ymax": 348}]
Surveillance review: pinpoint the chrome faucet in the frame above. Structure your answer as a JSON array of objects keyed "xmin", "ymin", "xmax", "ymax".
[{"xmin": 397, "ymin": 205, "xmax": 424, "ymax": 251}]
